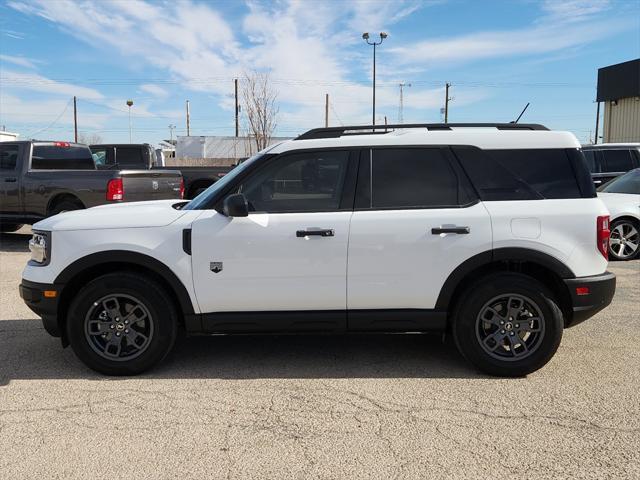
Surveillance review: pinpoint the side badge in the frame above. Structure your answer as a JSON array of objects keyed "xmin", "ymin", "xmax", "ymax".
[{"xmin": 210, "ymin": 262, "xmax": 223, "ymax": 274}]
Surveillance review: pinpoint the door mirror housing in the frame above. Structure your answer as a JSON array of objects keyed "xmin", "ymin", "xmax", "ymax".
[{"xmin": 223, "ymin": 193, "xmax": 249, "ymax": 217}]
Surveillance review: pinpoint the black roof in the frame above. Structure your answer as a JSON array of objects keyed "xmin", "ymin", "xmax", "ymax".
[
  {"xmin": 596, "ymin": 59, "xmax": 640, "ymax": 102},
  {"xmin": 295, "ymin": 123, "xmax": 549, "ymax": 140}
]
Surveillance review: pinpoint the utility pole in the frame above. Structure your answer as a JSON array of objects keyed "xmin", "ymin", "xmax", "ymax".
[
  {"xmin": 73, "ymin": 96, "xmax": 78, "ymax": 143},
  {"xmin": 594, "ymin": 101, "xmax": 600, "ymax": 145},
  {"xmin": 444, "ymin": 83, "xmax": 451, "ymax": 123},
  {"xmin": 186, "ymin": 100, "xmax": 191, "ymax": 137},
  {"xmin": 168, "ymin": 124, "xmax": 176, "ymax": 143},
  {"xmin": 398, "ymin": 82, "xmax": 411, "ymax": 123},
  {"xmin": 234, "ymin": 79, "xmax": 239, "ymax": 137},
  {"xmin": 325, "ymin": 94, "xmax": 329, "ymax": 128}
]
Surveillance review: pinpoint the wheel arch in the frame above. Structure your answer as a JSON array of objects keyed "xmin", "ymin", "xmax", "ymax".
[
  {"xmin": 54, "ymin": 251, "xmax": 196, "ymax": 345},
  {"xmin": 436, "ymin": 248, "xmax": 575, "ymax": 326},
  {"xmin": 47, "ymin": 192, "xmax": 85, "ymax": 215}
]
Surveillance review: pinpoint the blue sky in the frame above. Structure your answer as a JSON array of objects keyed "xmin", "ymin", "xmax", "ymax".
[{"xmin": 1, "ymin": 0, "xmax": 638, "ymax": 145}]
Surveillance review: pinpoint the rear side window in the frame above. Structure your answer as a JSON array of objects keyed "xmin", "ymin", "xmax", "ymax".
[
  {"xmin": 0, "ymin": 144, "xmax": 18, "ymax": 170},
  {"xmin": 31, "ymin": 145, "xmax": 95, "ymax": 170},
  {"xmin": 454, "ymin": 147, "xmax": 583, "ymax": 200},
  {"xmin": 599, "ymin": 169, "xmax": 640, "ymax": 194},
  {"xmin": 116, "ymin": 147, "xmax": 144, "ymax": 167},
  {"xmin": 356, "ymin": 148, "xmax": 472, "ymax": 209},
  {"xmin": 601, "ymin": 149, "xmax": 634, "ymax": 172}
]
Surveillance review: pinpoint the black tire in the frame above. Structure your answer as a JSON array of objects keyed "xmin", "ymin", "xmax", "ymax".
[
  {"xmin": 0, "ymin": 223, "xmax": 24, "ymax": 233},
  {"xmin": 452, "ymin": 273, "xmax": 563, "ymax": 377},
  {"xmin": 608, "ymin": 218, "xmax": 640, "ymax": 261},
  {"xmin": 49, "ymin": 200, "xmax": 83, "ymax": 216},
  {"xmin": 66, "ymin": 272, "xmax": 178, "ymax": 375}
]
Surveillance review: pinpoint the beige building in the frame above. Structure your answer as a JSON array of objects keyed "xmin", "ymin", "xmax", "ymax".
[{"xmin": 597, "ymin": 59, "xmax": 640, "ymax": 143}]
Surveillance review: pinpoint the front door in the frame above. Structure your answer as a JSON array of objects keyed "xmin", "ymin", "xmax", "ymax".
[
  {"xmin": 191, "ymin": 149, "xmax": 356, "ymax": 331},
  {"xmin": 0, "ymin": 143, "xmax": 22, "ymax": 216}
]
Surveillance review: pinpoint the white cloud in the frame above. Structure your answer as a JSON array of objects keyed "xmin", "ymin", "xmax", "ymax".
[
  {"xmin": 140, "ymin": 84, "xmax": 169, "ymax": 98},
  {"xmin": 0, "ymin": 70, "xmax": 104, "ymax": 100},
  {"xmin": 0, "ymin": 54, "xmax": 39, "ymax": 69}
]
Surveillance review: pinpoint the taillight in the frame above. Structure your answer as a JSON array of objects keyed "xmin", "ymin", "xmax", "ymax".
[
  {"xmin": 179, "ymin": 178, "xmax": 185, "ymax": 199},
  {"xmin": 106, "ymin": 178, "xmax": 124, "ymax": 201},
  {"xmin": 596, "ymin": 215, "xmax": 610, "ymax": 260}
]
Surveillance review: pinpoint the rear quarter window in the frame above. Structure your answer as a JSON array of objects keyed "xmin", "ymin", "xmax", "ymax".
[
  {"xmin": 453, "ymin": 147, "xmax": 589, "ymax": 200},
  {"xmin": 31, "ymin": 145, "xmax": 96, "ymax": 170}
]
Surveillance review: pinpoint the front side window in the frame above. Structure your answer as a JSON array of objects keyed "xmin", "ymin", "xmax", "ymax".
[
  {"xmin": 239, "ymin": 150, "xmax": 350, "ymax": 213},
  {"xmin": 0, "ymin": 144, "xmax": 18, "ymax": 170},
  {"xmin": 601, "ymin": 149, "xmax": 634, "ymax": 173}
]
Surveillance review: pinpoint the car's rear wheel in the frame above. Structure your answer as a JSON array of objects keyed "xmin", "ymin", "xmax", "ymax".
[
  {"xmin": 609, "ymin": 219, "xmax": 639, "ymax": 261},
  {"xmin": 452, "ymin": 273, "xmax": 563, "ymax": 377},
  {"xmin": 0, "ymin": 223, "xmax": 24, "ymax": 233},
  {"xmin": 66, "ymin": 272, "xmax": 178, "ymax": 375}
]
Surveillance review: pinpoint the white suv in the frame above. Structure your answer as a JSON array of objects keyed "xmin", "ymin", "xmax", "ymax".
[{"xmin": 20, "ymin": 123, "xmax": 616, "ymax": 377}]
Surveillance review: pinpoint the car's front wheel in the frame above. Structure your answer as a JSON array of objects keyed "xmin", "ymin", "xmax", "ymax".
[
  {"xmin": 609, "ymin": 219, "xmax": 639, "ymax": 261},
  {"xmin": 452, "ymin": 273, "xmax": 563, "ymax": 377},
  {"xmin": 66, "ymin": 272, "xmax": 178, "ymax": 375}
]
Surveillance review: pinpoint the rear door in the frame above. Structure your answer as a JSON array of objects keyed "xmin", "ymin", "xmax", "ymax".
[
  {"xmin": 0, "ymin": 143, "xmax": 22, "ymax": 215},
  {"xmin": 347, "ymin": 147, "xmax": 492, "ymax": 327}
]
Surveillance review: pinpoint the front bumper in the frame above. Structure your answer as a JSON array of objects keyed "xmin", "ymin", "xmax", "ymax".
[
  {"xmin": 19, "ymin": 279, "xmax": 62, "ymax": 337},
  {"xmin": 563, "ymin": 271, "xmax": 616, "ymax": 328}
]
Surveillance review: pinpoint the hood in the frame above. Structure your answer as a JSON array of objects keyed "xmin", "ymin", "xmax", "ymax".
[{"xmin": 34, "ymin": 199, "xmax": 190, "ymax": 232}]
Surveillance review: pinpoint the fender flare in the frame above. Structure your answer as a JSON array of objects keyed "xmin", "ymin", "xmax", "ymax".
[
  {"xmin": 434, "ymin": 247, "xmax": 575, "ymax": 311},
  {"xmin": 54, "ymin": 250, "xmax": 195, "ymax": 315}
]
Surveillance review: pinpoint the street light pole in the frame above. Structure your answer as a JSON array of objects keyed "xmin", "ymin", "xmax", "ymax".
[
  {"xmin": 362, "ymin": 32, "xmax": 387, "ymax": 126},
  {"xmin": 126, "ymin": 99, "xmax": 134, "ymax": 143}
]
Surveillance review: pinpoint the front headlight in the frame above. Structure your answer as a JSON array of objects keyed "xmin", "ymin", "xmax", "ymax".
[{"xmin": 29, "ymin": 231, "xmax": 50, "ymax": 265}]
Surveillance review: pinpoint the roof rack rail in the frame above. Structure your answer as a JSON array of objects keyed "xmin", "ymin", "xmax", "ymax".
[{"xmin": 295, "ymin": 123, "xmax": 549, "ymax": 140}]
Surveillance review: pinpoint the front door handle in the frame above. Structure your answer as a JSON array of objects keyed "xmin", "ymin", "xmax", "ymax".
[
  {"xmin": 432, "ymin": 226, "xmax": 470, "ymax": 235},
  {"xmin": 296, "ymin": 229, "xmax": 334, "ymax": 238},
  {"xmin": 4, "ymin": 178, "xmax": 17, "ymax": 183}
]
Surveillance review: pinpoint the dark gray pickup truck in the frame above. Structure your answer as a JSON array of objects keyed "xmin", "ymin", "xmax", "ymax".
[
  {"xmin": 0, "ymin": 141, "xmax": 183, "ymax": 231},
  {"xmin": 90, "ymin": 143, "xmax": 234, "ymax": 199}
]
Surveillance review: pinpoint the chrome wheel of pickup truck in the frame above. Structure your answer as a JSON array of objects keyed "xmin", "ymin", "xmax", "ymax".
[{"xmin": 84, "ymin": 294, "xmax": 154, "ymax": 361}]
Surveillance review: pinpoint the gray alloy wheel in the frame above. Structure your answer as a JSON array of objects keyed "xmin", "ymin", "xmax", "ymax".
[
  {"xmin": 475, "ymin": 294, "xmax": 546, "ymax": 362},
  {"xmin": 84, "ymin": 294, "xmax": 154, "ymax": 361},
  {"xmin": 609, "ymin": 220, "xmax": 639, "ymax": 260}
]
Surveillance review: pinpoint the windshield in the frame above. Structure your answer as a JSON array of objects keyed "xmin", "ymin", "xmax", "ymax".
[
  {"xmin": 184, "ymin": 152, "xmax": 267, "ymax": 210},
  {"xmin": 598, "ymin": 168, "xmax": 640, "ymax": 194}
]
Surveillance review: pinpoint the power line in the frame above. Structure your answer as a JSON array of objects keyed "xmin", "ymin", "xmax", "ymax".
[{"xmin": 26, "ymin": 98, "xmax": 72, "ymax": 138}]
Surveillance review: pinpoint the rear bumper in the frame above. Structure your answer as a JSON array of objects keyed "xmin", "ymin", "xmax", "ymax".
[
  {"xmin": 19, "ymin": 279, "xmax": 62, "ymax": 337},
  {"xmin": 563, "ymin": 271, "xmax": 616, "ymax": 328}
]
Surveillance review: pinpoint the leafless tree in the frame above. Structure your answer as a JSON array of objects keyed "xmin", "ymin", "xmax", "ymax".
[
  {"xmin": 77, "ymin": 132, "xmax": 103, "ymax": 145},
  {"xmin": 241, "ymin": 71, "xmax": 278, "ymax": 152}
]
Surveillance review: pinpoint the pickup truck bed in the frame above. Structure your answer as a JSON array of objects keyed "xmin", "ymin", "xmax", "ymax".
[
  {"xmin": 0, "ymin": 141, "xmax": 183, "ymax": 227},
  {"xmin": 90, "ymin": 143, "xmax": 234, "ymax": 199}
]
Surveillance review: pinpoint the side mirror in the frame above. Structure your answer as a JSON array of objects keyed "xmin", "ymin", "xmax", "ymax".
[{"xmin": 223, "ymin": 193, "xmax": 249, "ymax": 217}]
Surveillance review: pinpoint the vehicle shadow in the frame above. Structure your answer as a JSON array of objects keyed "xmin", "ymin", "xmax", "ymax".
[
  {"xmin": 0, "ymin": 232, "xmax": 31, "ymax": 253},
  {"xmin": 0, "ymin": 319, "xmax": 485, "ymax": 384}
]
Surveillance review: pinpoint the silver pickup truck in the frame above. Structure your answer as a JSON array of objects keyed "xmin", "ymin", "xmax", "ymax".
[{"xmin": 0, "ymin": 141, "xmax": 183, "ymax": 231}]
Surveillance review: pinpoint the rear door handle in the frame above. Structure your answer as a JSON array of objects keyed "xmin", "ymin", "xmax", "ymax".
[
  {"xmin": 4, "ymin": 178, "xmax": 17, "ymax": 183},
  {"xmin": 296, "ymin": 229, "xmax": 334, "ymax": 238},
  {"xmin": 431, "ymin": 226, "xmax": 470, "ymax": 235}
]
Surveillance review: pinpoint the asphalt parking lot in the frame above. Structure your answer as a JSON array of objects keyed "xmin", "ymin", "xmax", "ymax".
[{"xmin": 1, "ymin": 227, "xmax": 638, "ymax": 480}]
